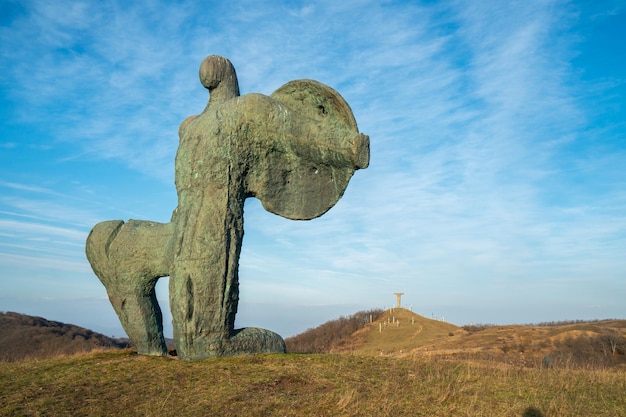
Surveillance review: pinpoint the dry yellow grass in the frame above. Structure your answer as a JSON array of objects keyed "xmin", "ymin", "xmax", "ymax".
[{"xmin": 1, "ymin": 349, "xmax": 625, "ymax": 416}]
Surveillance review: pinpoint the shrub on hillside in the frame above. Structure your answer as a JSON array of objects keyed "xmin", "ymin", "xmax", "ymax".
[
  {"xmin": 549, "ymin": 333, "xmax": 626, "ymax": 368},
  {"xmin": 285, "ymin": 309, "xmax": 383, "ymax": 353},
  {"xmin": 462, "ymin": 323, "xmax": 497, "ymax": 333}
]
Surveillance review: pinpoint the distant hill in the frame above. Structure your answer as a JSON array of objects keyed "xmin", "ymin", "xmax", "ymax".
[
  {"xmin": 285, "ymin": 308, "xmax": 458, "ymax": 354},
  {"xmin": 422, "ymin": 318, "xmax": 626, "ymax": 368},
  {"xmin": 331, "ymin": 307, "xmax": 462, "ymax": 355},
  {"xmin": 288, "ymin": 308, "xmax": 626, "ymax": 368},
  {"xmin": 0, "ymin": 311, "xmax": 130, "ymax": 362}
]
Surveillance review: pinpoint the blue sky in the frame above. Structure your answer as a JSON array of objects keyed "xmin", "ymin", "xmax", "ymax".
[{"xmin": 1, "ymin": 0, "xmax": 624, "ymax": 338}]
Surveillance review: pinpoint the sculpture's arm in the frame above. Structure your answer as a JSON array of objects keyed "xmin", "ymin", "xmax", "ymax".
[{"xmin": 215, "ymin": 94, "xmax": 369, "ymax": 220}]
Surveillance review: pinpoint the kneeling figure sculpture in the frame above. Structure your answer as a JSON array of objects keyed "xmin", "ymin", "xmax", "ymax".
[{"xmin": 85, "ymin": 55, "xmax": 369, "ymax": 360}]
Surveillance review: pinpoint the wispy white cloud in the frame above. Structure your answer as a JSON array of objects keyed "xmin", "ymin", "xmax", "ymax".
[
  {"xmin": 0, "ymin": 181, "xmax": 61, "ymax": 196},
  {"xmin": 0, "ymin": 219, "xmax": 85, "ymax": 242},
  {"xmin": 0, "ymin": 252, "xmax": 90, "ymax": 273},
  {"xmin": 1, "ymin": 197, "xmax": 97, "ymax": 228}
]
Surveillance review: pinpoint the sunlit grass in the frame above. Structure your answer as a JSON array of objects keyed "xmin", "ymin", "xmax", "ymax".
[{"xmin": 1, "ymin": 349, "xmax": 624, "ymax": 416}]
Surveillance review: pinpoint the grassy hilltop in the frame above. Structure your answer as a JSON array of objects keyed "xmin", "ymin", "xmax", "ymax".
[
  {"xmin": 289, "ymin": 308, "xmax": 626, "ymax": 369},
  {"xmin": 1, "ymin": 309, "xmax": 626, "ymax": 416}
]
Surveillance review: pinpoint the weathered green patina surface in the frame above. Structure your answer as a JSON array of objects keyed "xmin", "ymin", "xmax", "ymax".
[{"xmin": 86, "ymin": 55, "xmax": 369, "ymax": 360}]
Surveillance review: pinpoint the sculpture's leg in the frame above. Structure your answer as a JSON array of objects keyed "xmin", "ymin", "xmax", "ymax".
[
  {"xmin": 86, "ymin": 220, "xmax": 174, "ymax": 355},
  {"xmin": 169, "ymin": 193, "xmax": 285, "ymax": 360}
]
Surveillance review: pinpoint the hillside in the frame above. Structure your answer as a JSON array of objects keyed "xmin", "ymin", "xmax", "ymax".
[
  {"xmin": 421, "ymin": 319, "xmax": 626, "ymax": 368},
  {"xmin": 0, "ymin": 311, "xmax": 130, "ymax": 362},
  {"xmin": 290, "ymin": 308, "xmax": 626, "ymax": 368},
  {"xmin": 334, "ymin": 308, "xmax": 462, "ymax": 355},
  {"xmin": 4, "ymin": 308, "xmax": 625, "ymax": 369},
  {"xmin": 285, "ymin": 309, "xmax": 384, "ymax": 353}
]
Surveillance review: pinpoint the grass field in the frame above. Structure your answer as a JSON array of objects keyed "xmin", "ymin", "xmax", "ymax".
[{"xmin": 1, "ymin": 349, "xmax": 625, "ymax": 416}]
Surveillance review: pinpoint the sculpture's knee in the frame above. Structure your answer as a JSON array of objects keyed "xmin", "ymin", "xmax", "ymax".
[
  {"xmin": 86, "ymin": 220, "xmax": 171, "ymax": 356},
  {"xmin": 86, "ymin": 220, "xmax": 173, "ymax": 288},
  {"xmin": 86, "ymin": 220, "xmax": 125, "ymax": 283}
]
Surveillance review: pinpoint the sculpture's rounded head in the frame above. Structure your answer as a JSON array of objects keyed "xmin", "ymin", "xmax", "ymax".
[{"xmin": 199, "ymin": 55, "xmax": 240, "ymax": 104}]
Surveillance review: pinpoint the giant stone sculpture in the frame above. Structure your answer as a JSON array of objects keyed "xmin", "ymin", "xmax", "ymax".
[{"xmin": 86, "ymin": 55, "xmax": 369, "ymax": 360}]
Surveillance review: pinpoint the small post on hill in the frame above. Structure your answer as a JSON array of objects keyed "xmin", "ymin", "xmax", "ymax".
[{"xmin": 394, "ymin": 292, "xmax": 404, "ymax": 308}]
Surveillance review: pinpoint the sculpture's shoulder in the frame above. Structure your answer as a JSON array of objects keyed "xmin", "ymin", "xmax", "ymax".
[{"xmin": 224, "ymin": 93, "xmax": 283, "ymax": 115}]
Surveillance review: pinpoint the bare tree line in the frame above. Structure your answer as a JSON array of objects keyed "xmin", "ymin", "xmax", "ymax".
[
  {"xmin": 285, "ymin": 309, "xmax": 384, "ymax": 353},
  {"xmin": 0, "ymin": 311, "xmax": 130, "ymax": 362}
]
